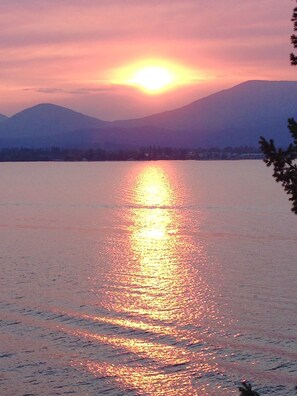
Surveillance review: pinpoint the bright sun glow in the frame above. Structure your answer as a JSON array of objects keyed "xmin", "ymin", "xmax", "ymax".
[
  {"xmin": 111, "ymin": 59, "xmax": 200, "ymax": 95},
  {"xmin": 130, "ymin": 66, "xmax": 174, "ymax": 93}
]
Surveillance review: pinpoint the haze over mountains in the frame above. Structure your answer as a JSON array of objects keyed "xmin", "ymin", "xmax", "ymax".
[{"xmin": 0, "ymin": 80, "xmax": 296, "ymax": 149}]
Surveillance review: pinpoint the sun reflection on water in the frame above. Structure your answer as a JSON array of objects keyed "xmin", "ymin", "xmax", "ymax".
[
  {"xmin": 81, "ymin": 163, "xmax": 223, "ymax": 394},
  {"xmin": 127, "ymin": 165, "xmax": 194, "ymax": 323},
  {"xmin": 98, "ymin": 163, "xmax": 219, "ymax": 326}
]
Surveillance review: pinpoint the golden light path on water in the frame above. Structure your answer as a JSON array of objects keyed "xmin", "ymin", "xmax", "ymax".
[
  {"xmin": 127, "ymin": 165, "xmax": 192, "ymax": 323},
  {"xmin": 71, "ymin": 163, "xmax": 224, "ymax": 395}
]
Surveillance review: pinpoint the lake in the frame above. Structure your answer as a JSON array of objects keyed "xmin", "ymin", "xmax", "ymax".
[{"xmin": 0, "ymin": 161, "xmax": 296, "ymax": 396}]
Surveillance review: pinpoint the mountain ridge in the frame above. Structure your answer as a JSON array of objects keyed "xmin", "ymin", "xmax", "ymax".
[
  {"xmin": 0, "ymin": 103, "xmax": 108, "ymax": 139},
  {"xmin": 0, "ymin": 80, "xmax": 297, "ymax": 148},
  {"xmin": 0, "ymin": 113, "xmax": 8, "ymax": 122}
]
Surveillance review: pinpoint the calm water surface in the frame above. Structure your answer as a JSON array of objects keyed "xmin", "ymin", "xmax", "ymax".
[{"xmin": 0, "ymin": 161, "xmax": 296, "ymax": 395}]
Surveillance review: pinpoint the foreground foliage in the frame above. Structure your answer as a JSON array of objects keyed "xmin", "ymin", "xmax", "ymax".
[
  {"xmin": 238, "ymin": 382, "xmax": 260, "ymax": 396},
  {"xmin": 291, "ymin": 6, "xmax": 297, "ymax": 65},
  {"xmin": 259, "ymin": 118, "xmax": 297, "ymax": 214}
]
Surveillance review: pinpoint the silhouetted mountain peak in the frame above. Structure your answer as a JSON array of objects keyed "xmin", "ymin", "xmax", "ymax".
[
  {"xmin": 0, "ymin": 103, "xmax": 107, "ymax": 139},
  {"xmin": 111, "ymin": 80, "xmax": 297, "ymax": 146},
  {"xmin": 11, "ymin": 103, "xmax": 104, "ymax": 122},
  {"xmin": 181, "ymin": 80, "xmax": 297, "ymax": 108},
  {"xmin": 0, "ymin": 80, "xmax": 297, "ymax": 148}
]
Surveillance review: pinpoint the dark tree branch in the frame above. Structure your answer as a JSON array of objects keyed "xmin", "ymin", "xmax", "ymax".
[
  {"xmin": 260, "ymin": 119, "xmax": 297, "ymax": 214},
  {"xmin": 238, "ymin": 381, "xmax": 260, "ymax": 396},
  {"xmin": 291, "ymin": 7, "xmax": 297, "ymax": 64}
]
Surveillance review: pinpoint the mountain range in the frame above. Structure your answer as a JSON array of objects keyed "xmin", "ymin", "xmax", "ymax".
[{"xmin": 0, "ymin": 80, "xmax": 296, "ymax": 149}]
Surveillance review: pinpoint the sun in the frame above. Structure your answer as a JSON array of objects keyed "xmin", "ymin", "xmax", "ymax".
[
  {"xmin": 111, "ymin": 59, "xmax": 198, "ymax": 95},
  {"xmin": 129, "ymin": 66, "xmax": 174, "ymax": 93}
]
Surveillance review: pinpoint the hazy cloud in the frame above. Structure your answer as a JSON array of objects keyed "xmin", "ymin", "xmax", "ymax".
[{"xmin": 23, "ymin": 85, "xmax": 126, "ymax": 95}]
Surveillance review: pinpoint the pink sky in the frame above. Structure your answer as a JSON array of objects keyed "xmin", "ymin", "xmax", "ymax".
[{"xmin": 0, "ymin": 0, "xmax": 296, "ymax": 120}]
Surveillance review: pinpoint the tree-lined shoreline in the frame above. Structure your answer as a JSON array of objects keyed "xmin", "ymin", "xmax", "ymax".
[{"xmin": 0, "ymin": 146, "xmax": 263, "ymax": 162}]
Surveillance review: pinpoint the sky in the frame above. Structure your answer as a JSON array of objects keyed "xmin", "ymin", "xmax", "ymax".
[{"xmin": 0, "ymin": 0, "xmax": 296, "ymax": 120}]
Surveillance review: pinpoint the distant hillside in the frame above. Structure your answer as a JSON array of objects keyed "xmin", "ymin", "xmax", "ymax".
[
  {"xmin": 0, "ymin": 81, "xmax": 297, "ymax": 148},
  {"xmin": 0, "ymin": 103, "xmax": 107, "ymax": 140},
  {"xmin": 111, "ymin": 80, "xmax": 297, "ymax": 147}
]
